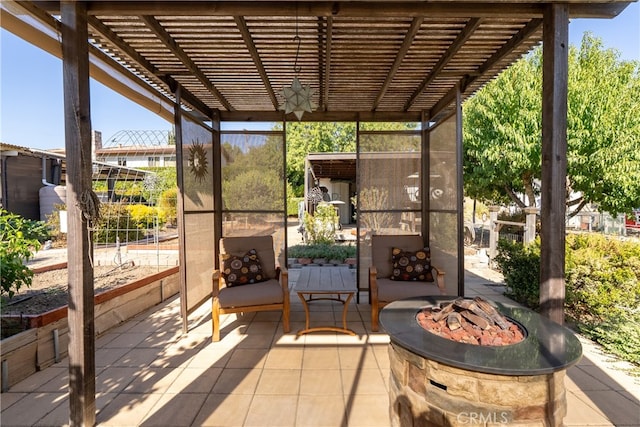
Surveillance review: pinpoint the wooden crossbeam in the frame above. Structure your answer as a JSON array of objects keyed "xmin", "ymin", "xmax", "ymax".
[
  {"xmin": 404, "ymin": 17, "xmax": 482, "ymax": 111},
  {"xmin": 372, "ymin": 17, "xmax": 423, "ymax": 111},
  {"xmin": 140, "ymin": 14, "xmax": 234, "ymax": 111},
  {"xmin": 234, "ymin": 16, "xmax": 279, "ymax": 109},
  {"xmin": 88, "ymin": 16, "xmax": 212, "ymax": 117}
]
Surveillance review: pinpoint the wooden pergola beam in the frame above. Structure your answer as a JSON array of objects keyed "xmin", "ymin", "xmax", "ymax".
[
  {"xmin": 218, "ymin": 110, "xmax": 422, "ymax": 122},
  {"xmin": 430, "ymin": 17, "xmax": 542, "ymax": 120},
  {"xmin": 372, "ymin": 16, "xmax": 423, "ymax": 111},
  {"xmin": 234, "ymin": 16, "xmax": 279, "ymax": 109},
  {"xmin": 87, "ymin": 16, "xmax": 212, "ymax": 118},
  {"xmin": 404, "ymin": 17, "xmax": 483, "ymax": 111},
  {"xmin": 34, "ymin": 1, "xmax": 630, "ymax": 19},
  {"xmin": 140, "ymin": 14, "xmax": 234, "ymax": 111},
  {"xmin": 462, "ymin": 18, "xmax": 543, "ymax": 92}
]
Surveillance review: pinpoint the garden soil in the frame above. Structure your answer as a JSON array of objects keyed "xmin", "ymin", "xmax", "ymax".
[{"xmin": 1, "ymin": 265, "xmax": 162, "ymax": 316}]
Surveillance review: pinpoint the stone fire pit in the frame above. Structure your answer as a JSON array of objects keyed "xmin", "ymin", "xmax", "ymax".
[{"xmin": 379, "ymin": 296, "xmax": 582, "ymax": 427}]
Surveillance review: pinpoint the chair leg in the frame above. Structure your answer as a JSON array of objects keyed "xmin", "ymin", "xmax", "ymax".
[
  {"xmin": 212, "ymin": 299, "xmax": 221, "ymax": 342},
  {"xmin": 282, "ymin": 294, "xmax": 291, "ymax": 333},
  {"xmin": 282, "ymin": 308, "xmax": 290, "ymax": 333},
  {"xmin": 371, "ymin": 303, "xmax": 379, "ymax": 332}
]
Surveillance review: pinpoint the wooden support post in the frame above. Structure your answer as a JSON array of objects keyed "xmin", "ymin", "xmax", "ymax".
[
  {"xmin": 61, "ymin": 2, "xmax": 96, "ymax": 425},
  {"xmin": 540, "ymin": 4, "xmax": 569, "ymax": 324}
]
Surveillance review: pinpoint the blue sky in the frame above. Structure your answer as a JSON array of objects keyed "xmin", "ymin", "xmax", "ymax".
[{"xmin": 1, "ymin": 3, "xmax": 638, "ymax": 150}]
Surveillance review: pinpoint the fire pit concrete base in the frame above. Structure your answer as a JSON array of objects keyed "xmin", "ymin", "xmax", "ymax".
[
  {"xmin": 380, "ymin": 296, "xmax": 582, "ymax": 427},
  {"xmin": 389, "ymin": 342, "xmax": 567, "ymax": 426}
]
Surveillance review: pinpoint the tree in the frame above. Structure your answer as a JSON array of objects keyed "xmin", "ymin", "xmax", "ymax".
[
  {"xmin": 463, "ymin": 33, "xmax": 640, "ymax": 216},
  {"xmin": 222, "ymin": 135, "xmax": 286, "ymax": 211},
  {"xmin": 284, "ymin": 122, "xmax": 356, "ymax": 195}
]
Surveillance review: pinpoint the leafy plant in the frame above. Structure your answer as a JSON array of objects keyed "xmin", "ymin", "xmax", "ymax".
[
  {"xmin": 0, "ymin": 209, "xmax": 45, "ymax": 299},
  {"xmin": 564, "ymin": 234, "xmax": 640, "ymax": 325},
  {"xmin": 494, "ymin": 238, "xmax": 541, "ymax": 309},
  {"xmin": 303, "ymin": 203, "xmax": 338, "ymax": 244}
]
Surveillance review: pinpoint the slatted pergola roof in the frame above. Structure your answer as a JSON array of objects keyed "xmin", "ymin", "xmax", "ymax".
[
  {"xmin": 3, "ymin": 3, "xmax": 634, "ymax": 425},
  {"xmin": 5, "ymin": 1, "xmax": 632, "ymax": 122}
]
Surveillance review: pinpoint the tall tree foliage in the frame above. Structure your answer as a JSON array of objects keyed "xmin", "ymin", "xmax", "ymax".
[{"xmin": 463, "ymin": 33, "xmax": 640, "ymax": 216}]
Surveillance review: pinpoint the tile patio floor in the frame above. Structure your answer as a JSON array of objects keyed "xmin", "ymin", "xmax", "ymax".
[{"xmin": 2, "ymin": 266, "xmax": 639, "ymax": 426}]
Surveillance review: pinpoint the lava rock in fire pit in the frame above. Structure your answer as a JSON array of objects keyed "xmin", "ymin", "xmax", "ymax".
[{"xmin": 416, "ymin": 297, "xmax": 525, "ymax": 346}]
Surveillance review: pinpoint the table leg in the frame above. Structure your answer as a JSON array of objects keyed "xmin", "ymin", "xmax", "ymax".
[
  {"xmin": 341, "ymin": 292, "xmax": 354, "ymax": 330},
  {"xmin": 296, "ymin": 292, "xmax": 356, "ymax": 336},
  {"xmin": 297, "ymin": 292, "xmax": 311, "ymax": 331}
]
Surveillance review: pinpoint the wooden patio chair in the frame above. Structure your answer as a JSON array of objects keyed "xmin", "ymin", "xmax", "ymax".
[
  {"xmin": 212, "ymin": 235, "xmax": 290, "ymax": 341},
  {"xmin": 369, "ymin": 234, "xmax": 446, "ymax": 332}
]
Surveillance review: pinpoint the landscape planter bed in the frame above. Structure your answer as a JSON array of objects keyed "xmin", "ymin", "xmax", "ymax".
[
  {"xmin": 0, "ymin": 266, "xmax": 179, "ymax": 391},
  {"xmin": 380, "ymin": 296, "xmax": 582, "ymax": 427}
]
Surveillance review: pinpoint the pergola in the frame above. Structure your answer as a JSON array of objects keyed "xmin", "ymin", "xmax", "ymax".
[{"xmin": 1, "ymin": 1, "xmax": 631, "ymax": 424}]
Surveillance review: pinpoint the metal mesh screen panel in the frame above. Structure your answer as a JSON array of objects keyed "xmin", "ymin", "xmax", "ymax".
[
  {"xmin": 428, "ymin": 114, "xmax": 459, "ymax": 292},
  {"xmin": 221, "ymin": 131, "xmax": 286, "ymax": 261},
  {"xmin": 357, "ymin": 128, "xmax": 422, "ymax": 291}
]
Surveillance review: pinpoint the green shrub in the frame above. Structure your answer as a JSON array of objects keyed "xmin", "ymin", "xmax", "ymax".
[
  {"xmin": 494, "ymin": 238, "xmax": 540, "ymax": 309},
  {"xmin": 0, "ymin": 209, "xmax": 45, "ymax": 299},
  {"xmin": 127, "ymin": 204, "xmax": 164, "ymax": 229},
  {"xmin": 565, "ymin": 234, "xmax": 640, "ymax": 325},
  {"xmin": 288, "ymin": 243, "xmax": 356, "ymax": 262},
  {"xmin": 93, "ymin": 204, "xmax": 140, "ymax": 244},
  {"xmin": 303, "ymin": 203, "xmax": 339, "ymax": 244},
  {"xmin": 158, "ymin": 187, "xmax": 177, "ymax": 226},
  {"xmin": 494, "ymin": 233, "xmax": 640, "ymax": 370}
]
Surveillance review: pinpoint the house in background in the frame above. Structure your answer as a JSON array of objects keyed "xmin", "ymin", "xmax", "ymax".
[
  {"xmin": 0, "ymin": 137, "xmax": 152, "ymax": 222},
  {"xmin": 1, "ymin": 142, "xmax": 66, "ymax": 221},
  {"xmin": 94, "ymin": 129, "xmax": 176, "ymax": 168}
]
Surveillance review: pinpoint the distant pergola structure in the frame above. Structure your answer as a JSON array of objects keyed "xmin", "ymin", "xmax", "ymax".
[{"xmin": 1, "ymin": 1, "xmax": 632, "ymax": 424}]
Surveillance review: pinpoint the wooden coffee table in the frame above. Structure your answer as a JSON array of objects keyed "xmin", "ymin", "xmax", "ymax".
[{"xmin": 294, "ymin": 266, "xmax": 357, "ymax": 336}]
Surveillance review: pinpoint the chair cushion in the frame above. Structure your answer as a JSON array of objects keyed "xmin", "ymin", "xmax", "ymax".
[
  {"xmin": 377, "ymin": 278, "xmax": 441, "ymax": 303},
  {"xmin": 220, "ymin": 236, "xmax": 277, "ymax": 279},
  {"xmin": 390, "ymin": 247, "xmax": 434, "ymax": 282},
  {"xmin": 371, "ymin": 234, "xmax": 424, "ymax": 278},
  {"xmin": 218, "ymin": 278, "xmax": 284, "ymax": 308},
  {"xmin": 221, "ymin": 249, "xmax": 266, "ymax": 287}
]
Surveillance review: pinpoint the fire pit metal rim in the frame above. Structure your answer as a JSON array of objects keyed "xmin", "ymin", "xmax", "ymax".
[{"xmin": 380, "ymin": 296, "xmax": 583, "ymax": 376}]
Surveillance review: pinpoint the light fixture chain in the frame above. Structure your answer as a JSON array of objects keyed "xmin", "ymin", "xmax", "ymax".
[{"xmin": 294, "ymin": 35, "xmax": 302, "ymax": 74}]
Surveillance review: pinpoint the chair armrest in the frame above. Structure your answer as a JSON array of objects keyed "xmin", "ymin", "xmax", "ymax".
[
  {"xmin": 432, "ymin": 266, "xmax": 446, "ymax": 294},
  {"xmin": 212, "ymin": 269, "xmax": 224, "ymax": 297}
]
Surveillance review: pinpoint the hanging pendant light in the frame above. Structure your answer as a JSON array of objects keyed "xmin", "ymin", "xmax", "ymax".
[{"xmin": 279, "ymin": 10, "xmax": 317, "ymax": 120}]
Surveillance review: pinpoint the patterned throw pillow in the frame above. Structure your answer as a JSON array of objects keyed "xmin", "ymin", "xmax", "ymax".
[
  {"xmin": 221, "ymin": 249, "xmax": 266, "ymax": 287},
  {"xmin": 390, "ymin": 247, "xmax": 434, "ymax": 282}
]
